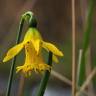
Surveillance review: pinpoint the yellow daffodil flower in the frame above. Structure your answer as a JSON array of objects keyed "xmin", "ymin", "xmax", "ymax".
[
  {"xmin": 16, "ymin": 42, "xmax": 51, "ymax": 76},
  {"xmin": 3, "ymin": 27, "xmax": 63, "ymax": 75}
]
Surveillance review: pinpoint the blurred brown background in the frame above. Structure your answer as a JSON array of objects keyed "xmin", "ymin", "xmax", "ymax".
[{"xmin": 0, "ymin": 0, "xmax": 96, "ymax": 96}]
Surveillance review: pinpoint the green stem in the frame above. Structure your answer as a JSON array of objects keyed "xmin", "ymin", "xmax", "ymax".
[
  {"xmin": 6, "ymin": 11, "xmax": 34, "ymax": 96},
  {"xmin": 78, "ymin": 0, "xmax": 95, "ymax": 86},
  {"xmin": 6, "ymin": 18, "xmax": 24, "ymax": 96},
  {"xmin": 37, "ymin": 52, "xmax": 53, "ymax": 96}
]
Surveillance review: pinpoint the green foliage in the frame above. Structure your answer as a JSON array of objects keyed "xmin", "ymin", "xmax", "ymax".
[{"xmin": 77, "ymin": 0, "xmax": 96, "ymax": 88}]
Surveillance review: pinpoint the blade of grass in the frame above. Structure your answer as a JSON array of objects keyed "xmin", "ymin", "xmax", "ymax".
[
  {"xmin": 71, "ymin": 0, "xmax": 76, "ymax": 95},
  {"xmin": 76, "ymin": 68, "xmax": 96, "ymax": 96},
  {"xmin": 51, "ymin": 70, "xmax": 72, "ymax": 86},
  {"xmin": 78, "ymin": 0, "xmax": 95, "ymax": 87},
  {"xmin": 85, "ymin": 47, "xmax": 95, "ymax": 96},
  {"xmin": 77, "ymin": 49, "xmax": 83, "ymax": 85}
]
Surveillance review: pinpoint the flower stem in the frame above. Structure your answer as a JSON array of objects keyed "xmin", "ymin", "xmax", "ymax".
[
  {"xmin": 6, "ymin": 18, "xmax": 24, "ymax": 96},
  {"xmin": 37, "ymin": 52, "xmax": 53, "ymax": 96},
  {"xmin": 6, "ymin": 11, "xmax": 34, "ymax": 96}
]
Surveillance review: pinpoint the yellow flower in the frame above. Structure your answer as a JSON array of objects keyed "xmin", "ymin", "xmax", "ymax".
[
  {"xmin": 3, "ymin": 27, "xmax": 63, "ymax": 75},
  {"xmin": 16, "ymin": 42, "xmax": 51, "ymax": 76}
]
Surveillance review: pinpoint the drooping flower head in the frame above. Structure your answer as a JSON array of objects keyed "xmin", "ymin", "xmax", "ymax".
[{"xmin": 3, "ymin": 13, "xmax": 63, "ymax": 76}]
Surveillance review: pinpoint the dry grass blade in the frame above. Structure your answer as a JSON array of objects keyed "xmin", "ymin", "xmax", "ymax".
[
  {"xmin": 51, "ymin": 70, "xmax": 72, "ymax": 85},
  {"xmin": 51, "ymin": 70, "xmax": 88, "ymax": 96},
  {"xmin": 72, "ymin": 0, "xmax": 76, "ymax": 95},
  {"xmin": 76, "ymin": 67, "xmax": 96, "ymax": 96},
  {"xmin": 17, "ymin": 75, "xmax": 25, "ymax": 96}
]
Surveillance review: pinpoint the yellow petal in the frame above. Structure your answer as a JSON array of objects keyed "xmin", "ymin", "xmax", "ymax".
[
  {"xmin": 23, "ymin": 28, "xmax": 42, "ymax": 43},
  {"xmin": 23, "ymin": 28, "xmax": 33, "ymax": 43},
  {"xmin": 30, "ymin": 28, "xmax": 42, "ymax": 40},
  {"xmin": 16, "ymin": 66, "xmax": 23, "ymax": 73},
  {"xmin": 31, "ymin": 39, "xmax": 40, "ymax": 54},
  {"xmin": 38, "ymin": 63, "xmax": 51, "ymax": 72},
  {"xmin": 52, "ymin": 55, "xmax": 59, "ymax": 63},
  {"xmin": 3, "ymin": 43, "xmax": 24, "ymax": 62},
  {"xmin": 42, "ymin": 41, "xmax": 64, "ymax": 56}
]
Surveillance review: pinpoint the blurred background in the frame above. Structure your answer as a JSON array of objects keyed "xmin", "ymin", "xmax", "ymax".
[{"xmin": 0, "ymin": 0, "xmax": 96, "ymax": 96}]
